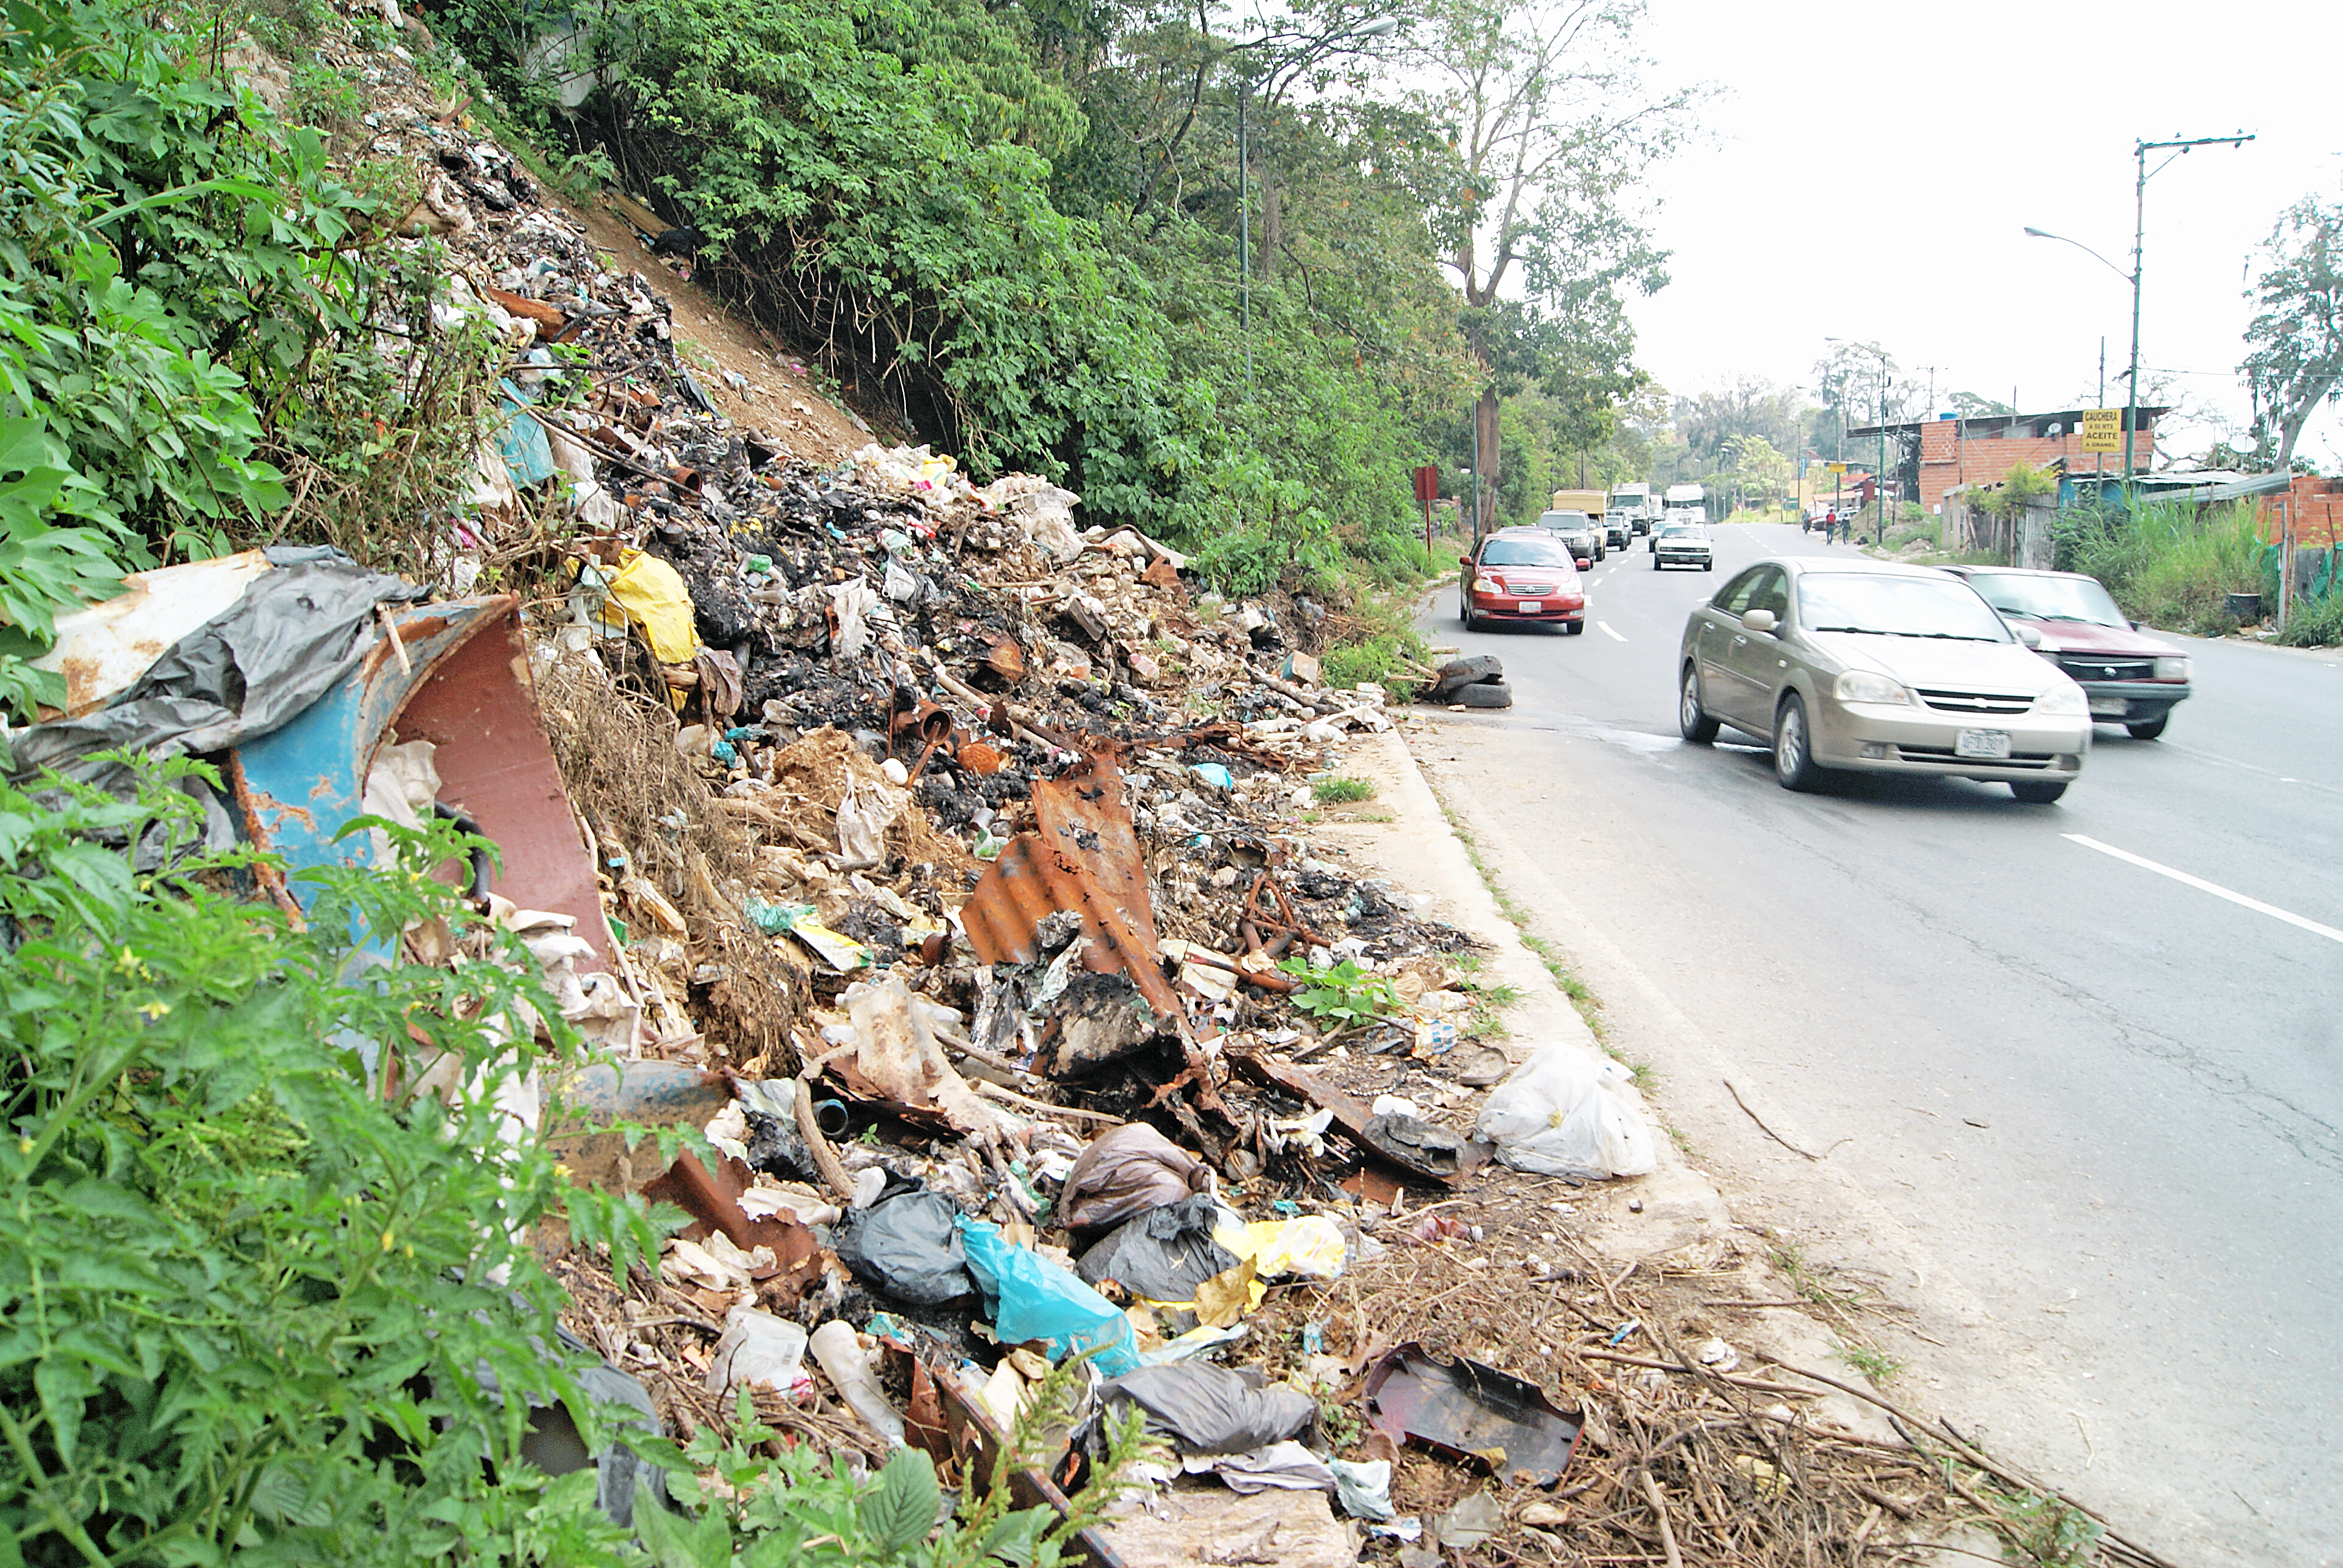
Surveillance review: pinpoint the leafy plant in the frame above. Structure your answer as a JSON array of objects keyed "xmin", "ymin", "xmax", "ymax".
[
  {"xmin": 1311, "ymin": 775, "xmax": 1374, "ymax": 804},
  {"xmin": 1279, "ymin": 956, "xmax": 1400, "ymax": 1029},
  {"xmin": 0, "ymin": 755, "xmax": 669, "ymax": 1566},
  {"xmin": 1991, "ymin": 1485, "xmax": 2108, "ymax": 1568}
]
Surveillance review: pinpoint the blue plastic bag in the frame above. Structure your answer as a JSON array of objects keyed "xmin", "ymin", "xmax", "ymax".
[{"xmin": 957, "ymin": 1217, "xmax": 1139, "ymax": 1376}]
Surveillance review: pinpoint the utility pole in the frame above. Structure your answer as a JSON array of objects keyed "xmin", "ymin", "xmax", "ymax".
[{"xmin": 2125, "ymin": 132, "xmax": 2255, "ymax": 485}]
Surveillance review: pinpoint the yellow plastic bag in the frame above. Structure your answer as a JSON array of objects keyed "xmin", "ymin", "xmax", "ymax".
[
  {"xmin": 603, "ymin": 549, "xmax": 700, "ymax": 665},
  {"xmin": 1237, "ymin": 1217, "xmax": 1347, "ymax": 1282}
]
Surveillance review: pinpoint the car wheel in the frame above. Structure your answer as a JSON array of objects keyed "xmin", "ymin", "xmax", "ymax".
[
  {"xmin": 1565, "ymin": 619, "xmax": 1585, "ymax": 635},
  {"xmin": 1772, "ymin": 694, "xmax": 1820, "ymax": 791},
  {"xmin": 1679, "ymin": 664, "xmax": 1719, "ymax": 743},
  {"xmin": 2010, "ymin": 780, "xmax": 2069, "ymax": 803},
  {"xmin": 1456, "ymin": 680, "xmax": 1512, "ymax": 709},
  {"xmin": 2126, "ymin": 716, "xmax": 2168, "ymax": 740},
  {"xmin": 1460, "ymin": 592, "xmax": 1476, "ymax": 632},
  {"xmin": 1703, "ymin": 560, "xmax": 1714, "ymax": 570}
]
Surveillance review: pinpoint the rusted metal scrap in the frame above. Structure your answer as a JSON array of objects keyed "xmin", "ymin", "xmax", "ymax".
[
  {"xmin": 1363, "ymin": 1342, "xmax": 1582, "ymax": 1485},
  {"xmin": 961, "ymin": 748, "xmax": 1178, "ymax": 1019}
]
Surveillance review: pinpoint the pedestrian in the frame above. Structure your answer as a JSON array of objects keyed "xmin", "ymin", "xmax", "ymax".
[{"xmin": 1823, "ymin": 508, "xmax": 1838, "ymax": 544}]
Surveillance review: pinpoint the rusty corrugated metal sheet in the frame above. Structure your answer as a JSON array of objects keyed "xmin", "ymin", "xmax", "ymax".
[{"xmin": 960, "ymin": 750, "xmax": 1179, "ymax": 1019}]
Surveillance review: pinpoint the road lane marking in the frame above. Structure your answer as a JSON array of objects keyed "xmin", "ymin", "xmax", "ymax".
[
  {"xmin": 1596, "ymin": 621, "xmax": 1626, "ymax": 642},
  {"xmin": 2063, "ymin": 834, "xmax": 2343, "ymax": 944}
]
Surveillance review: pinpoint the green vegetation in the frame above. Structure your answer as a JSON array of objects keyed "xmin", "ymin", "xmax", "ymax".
[
  {"xmin": 2276, "ymin": 581, "xmax": 2343, "ymax": 647},
  {"xmin": 0, "ymin": 0, "xmax": 502, "ymax": 716},
  {"xmin": 1311, "ymin": 775, "xmax": 1375, "ymax": 804},
  {"xmin": 1987, "ymin": 1486, "xmax": 2108, "ymax": 1568},
  {"xmin": 1279, "ymin": 956, "xmax": 1401, "ymax": 1030},
  {"xmin": 2056, "ymin": 500, "xmax": 2272, "ymax": 635},
  {"xmin": 0, "ymin": 759, "xmax": 677, "ymax": 1564},
  {"xmin": 1837, "ymin": 1340, "xmax": 1902, "ymax": 1385}
]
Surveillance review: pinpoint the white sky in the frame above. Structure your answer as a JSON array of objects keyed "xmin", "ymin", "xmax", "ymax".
[{"xmin": 1625, "ymin": 0, "xmax": 2343, "ymax": 469}]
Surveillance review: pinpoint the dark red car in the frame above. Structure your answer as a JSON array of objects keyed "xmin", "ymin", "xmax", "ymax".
[
  {"xmin": 1460, "ymin": 528, "xmax": 1587, "ymax": 633},
  {"xmin": 1942, "ymin": 565, "xmax": 2192, "ymax": 739}
]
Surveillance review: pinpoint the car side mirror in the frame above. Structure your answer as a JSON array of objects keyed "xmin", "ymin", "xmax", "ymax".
[
  {"xmin": 2012, "ymin": 624, "xmax": 2043, "ymax": 648},
  {"xmin": 1460, "ymin": 556, "xmax": 1473, "ymax": 570},
  {"xmin": 1740, "ymin": 609, "xmax": 1778, "ymax": 634}
]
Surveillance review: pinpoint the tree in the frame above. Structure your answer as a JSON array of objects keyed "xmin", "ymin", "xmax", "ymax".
[
  {"xmin": 1725, "ymin": 433, "xmax": 1789, "ymax": 507},
  {"xmin": 2242, "ymin": 185, "xmax": 2343, "ymax": 471},
  {"xmin": 1412, "ymin": 0, "xmax": 1690, "ymax": 531}
]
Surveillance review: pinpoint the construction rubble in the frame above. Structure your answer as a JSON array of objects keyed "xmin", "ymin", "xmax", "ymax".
[{"xmin": 14, "ymin": 31, "xmax": 2001, "ymax": 1561}]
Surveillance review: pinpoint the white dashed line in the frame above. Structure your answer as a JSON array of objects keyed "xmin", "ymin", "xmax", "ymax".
[
  {"xmin": 2064, "ymin": 834, "xmax": 2343, "ymax": 944},
  {"xmin": 1596, "ymin": 621, "xmax": 1626, "ymax": 642}
]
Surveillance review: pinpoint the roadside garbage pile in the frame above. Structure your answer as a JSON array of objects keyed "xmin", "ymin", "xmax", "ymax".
[{"xmin": 12, "ymin": 33, "xmax": 1995, "ymax": 1558}]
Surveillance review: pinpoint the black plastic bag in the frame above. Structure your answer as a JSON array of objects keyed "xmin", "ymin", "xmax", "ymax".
[
  {"xmin": 1075, "ymin": 1194, "xmax": 1239, "ymax": 1304},
  {"xmin": 1097, "ymin": 1364, "xmax": 1315, "ymax": 1455},
  {"xmin": 832, "ymin": 1179, "xmax": 974, "ymax": 1305}
]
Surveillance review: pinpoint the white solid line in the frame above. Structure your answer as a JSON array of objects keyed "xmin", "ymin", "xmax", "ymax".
[
  {"xmin": 1596, "ymin": 620, "xmax": 1627, "ymax": 642},
  {"xmin": 2063, "ymin": 834, "xmax": 2343, "ymax": 945}
]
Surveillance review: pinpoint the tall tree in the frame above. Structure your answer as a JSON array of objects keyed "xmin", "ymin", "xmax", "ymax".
[
  {"xmin": 1414, "ymin": 0, "xmax": 1689, "ymax": 532},
  {"xmin": 2242, "ymin": 185, "xmax": 2343, "ymax": 470}
]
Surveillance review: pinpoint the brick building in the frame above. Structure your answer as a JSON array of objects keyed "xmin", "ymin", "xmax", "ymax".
[
  {"xmin": 1844, "ymin": 407, "xmax": 2166, "ymax": 512},
  {"xmin": 2264, "ymin": 474, "xmax": 2343, "ymax": 549}
]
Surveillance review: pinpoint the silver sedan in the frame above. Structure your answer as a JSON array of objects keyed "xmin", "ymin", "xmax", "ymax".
[{"xmin": 1676, "ymin": 558, "xmax": 2092, "ymax": 802}]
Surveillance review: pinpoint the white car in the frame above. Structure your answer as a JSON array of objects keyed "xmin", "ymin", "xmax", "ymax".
[{"xmin": 1653, "ymin": 524, "xmax": 1713, "ymax": 571}]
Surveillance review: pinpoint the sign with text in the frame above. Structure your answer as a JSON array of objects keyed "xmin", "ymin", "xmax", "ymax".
[
  {"xmin": 2080, "ymin": 408, "xmax": 2124, "ymax": 453},
  {"xmin": 1413, "ymin": 464, "xmax": 1440, "ymax": 503},
  {"xmin": 1826, "ymin": 462, "xmax": 1848, "ymax": 474}
]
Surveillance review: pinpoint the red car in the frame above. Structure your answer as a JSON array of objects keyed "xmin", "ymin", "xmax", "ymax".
[
  {"xmin": 1942, "ymin": 565, "xmax": 2192, "ymax": 739},
  {"xmin": 1460, "ymin": 528, "xmax": 1587, "ymax": 633}
]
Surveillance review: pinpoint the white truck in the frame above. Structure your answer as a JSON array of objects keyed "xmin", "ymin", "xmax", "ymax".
[
  {"xmin": 1607, "ymin": 483, "xmax": 1657, "ymax": 535},
  {"xmin": 1662, "ymin": 483, "xmax": 1706, "ymax": 526}
]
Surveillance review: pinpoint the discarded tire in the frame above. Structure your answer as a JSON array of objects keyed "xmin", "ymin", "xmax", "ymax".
[
  {"xmin": 1455, "ymin": 681, "xmax": 1512, "ymax": 709},
  {"xmin": 1434, "ymin": 655, "xmax": 1502, "ymax": 687}
]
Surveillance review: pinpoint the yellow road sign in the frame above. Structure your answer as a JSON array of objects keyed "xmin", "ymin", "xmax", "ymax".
[
  {"xmin": 1826, "ymin": 462, "xmax": 1848, "ymax": 474},
  {"xmin": 2079, "ymin": 408, "xmax": 2123, "ymax": 454}
]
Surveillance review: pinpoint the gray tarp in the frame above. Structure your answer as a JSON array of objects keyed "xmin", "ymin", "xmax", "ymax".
[{"xmin": 10, "ymin": 546, "xmax": 427, "ymax": 799}]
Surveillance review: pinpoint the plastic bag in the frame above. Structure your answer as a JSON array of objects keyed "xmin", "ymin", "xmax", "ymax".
[
  {"xmin": 1234, "ymin": 1215, "xmax": 1347, "ymax": 1282},
  {"xmin": 958, "ymin": 1216, "xmax": 1139, "ymax": 1376},
  {"xmin": 604, "ymin": 549, "xmax": 700, "ymax": 664},
  {"xmin": 704, "ymin": 1304, "xmax": 811, "ymax": 1399},
  {"xmin": 1473, "ymin": 1044, "xmax": 1657, "ymax": 1179},
  {"xmin": 834, "ymin": 773, "xmax": 899, "ymax": 870},
  {"xmin": 828, "ymin": 578, "xmax": 880, "ymax": 659},
  {"xmin": 1097, "ymin": 1364, "xmax": 1314, "ymax": 1455},
  {"xmin": 834, "ymin": 1181, "xmax": 975, "ymax": 1305},
  {"xmin": 1057, "ymin": 1123, "xmax": 1212, "ymax": 1233},
  {"xmin": 1076, "ymin": 1194, "xmax": 1240, "ymax": 1305}
]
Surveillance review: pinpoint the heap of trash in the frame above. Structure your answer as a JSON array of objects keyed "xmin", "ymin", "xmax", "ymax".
[{"xmin": 11, "ymin": 31, "xmax": 1991, "ymax": 1561}]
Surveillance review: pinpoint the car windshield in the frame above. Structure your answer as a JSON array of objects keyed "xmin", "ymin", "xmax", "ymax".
[
  {"xmin": 1798, "ymin": 573, "xmax": 2011, "ymax": 641},
  {"xmin": 1481, "ymin": 538, "xmax": 1574, "ymax": 567},
  {"xmin": 1659, "ymin": 525, "xmax": 1703, "ymax": 538},
  {"xmin": 1962, "ymin": 572, "xmax": 2126, "ymax": 626},
  {"xmin": 1539, "ymin": 512, "xmax": 1590, "ymax": 529}
]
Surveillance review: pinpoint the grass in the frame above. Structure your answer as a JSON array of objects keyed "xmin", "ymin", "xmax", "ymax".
[
  {"xmin": 2058, "ymin": 500, "xmax": 2270, "ymax": 635},
  {"xmin": 1837, "ymin": 1340, "xmax": 1902, "ymax": 1385},
  {"xmin": 2277, "ymin": 578, "xmax": 2343, "ymax": 647},
  {"xmin": 1311, "ymin": 775, "xmax": 1375, "ymax": 804}
]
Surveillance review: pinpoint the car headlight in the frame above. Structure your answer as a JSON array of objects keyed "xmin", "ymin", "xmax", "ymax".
[
  {"xmin": 1474, "ymin": 575, "xmax": 1504, "ymax": 594},
  {"xmin": 2036, "ymin": 682, "xmax": 2088, "ymax": 716},
  {"xmin": 2152, "ymin": 656, "xmax": 2191, "ymax": 681},
  {"xmin": 1832, "ymin": 670, "xmax": 1910, "ymax": 705}
]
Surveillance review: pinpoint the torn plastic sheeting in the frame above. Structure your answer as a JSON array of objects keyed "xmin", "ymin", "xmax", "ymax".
[
  {"xmin": 833, "ymin": 1180, "xmax": 975, "ymax": 1306},
  {"xmin": 960, "ymin": 749, "xmax": 1180, "ymax": 1023},
  {"xmin": 958, "ymin": 1216, "xmax": 1139, "ymax": 1376},
  {"xmin": 10, "ymin": 546, "xmax": 428, "ymax": 802},
  {"xmin": 33, "ymin": 550, "xmax": 275, "ymax": 717},
  {"xmin": 1187, "ymin": 1440, "xmax": 1335, "ymax": 1495},
  {"xmin": 1057, "ymin": 1123, "xmax": 1214, "ymax": 1234},
  {"xmin": 493, "ymin": 380, "xmax": 560, "ymax": 487},
  {"xmin": 1075, "ymin": 1194, "xmax": 1239, "ymax": 1306},
  {"xmin": 1096, "ymin": 1364, "xmax": 1314, "ymax": 1457},
  {"xmin": 602, "ymin": 547, "xmax": 700, "ymax": 664},
  {"xmin": 1362, "ymin": 1343, "xmax": 1582, "ymax": 1486}
]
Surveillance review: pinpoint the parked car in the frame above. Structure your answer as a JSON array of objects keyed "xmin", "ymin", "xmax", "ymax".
[
  {"xmin": 1536, "ymin": 509, "xmax": 1604, "ymax": 566},
  {"xmin": 1602, "ymin": 512, "xmax": 1631, "ymax": 551},
  {"xmin": 1676, "ymin": 558, "xmax": 2091, "ymax": 801},
  {"xmin": 1461, "ymin": 529, "xmax": 1588, "ymax": 634},
  {"xmin": 1939, "ymin": 565, "xmax": 2192, "ymax": 740},
  {"xmin": 1652, "ymin": 523, "xmax": 1713, "ymax": 571}
]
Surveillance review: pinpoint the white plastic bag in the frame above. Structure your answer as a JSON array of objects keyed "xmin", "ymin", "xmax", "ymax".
[
  {"xmin": 705, "ymin": 1304, "xmax": 812, "ymax": 1400},
  {"xmin": 1473, "ymin": 1044, "xmax": 1657, "ymax": 1179},
  {"xmin": 834, "ymin": 773, "xmax": 900, "ymax": 869}
]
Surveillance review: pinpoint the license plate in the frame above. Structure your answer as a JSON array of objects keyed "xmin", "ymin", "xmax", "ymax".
[
  {"xmin": 1955, "ymin": 729, "xmax": 2012, "ymax": 759},
  {"xmin": 1517, "ymin": 599, "xmax": 1542, "ymax": 611},
  {"xmin": 2088, "ymin": 696, "xmax": 2126, "ymax": 717}
]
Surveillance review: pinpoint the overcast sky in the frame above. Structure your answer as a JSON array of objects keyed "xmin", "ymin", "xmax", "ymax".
[{"xmin": 1625, "ymin": 0, "xmax": 2343, "ymax": 469}]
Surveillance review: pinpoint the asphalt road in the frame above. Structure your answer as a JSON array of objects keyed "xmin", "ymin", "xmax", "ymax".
[{"xmin": 1416, "ymin": 521, "xmax": 2343, "ymax": 1567}]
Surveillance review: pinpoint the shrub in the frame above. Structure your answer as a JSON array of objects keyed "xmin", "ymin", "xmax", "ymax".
[{"xmin": 2056, "ymin": 500, "xmax": 2270, "ymax": 634}]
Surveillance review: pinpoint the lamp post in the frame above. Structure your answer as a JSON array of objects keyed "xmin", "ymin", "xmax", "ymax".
[
  {"xmin": 1827, "ymin": 337, "xmax": 1892, "ymax": 544},
  {"xmin": 1229, "ymin": 16, "xmax": 1399, "ymax": 394},
  {"xmin": 2023, "ymin": 130, "xmax": 2252, "ymax": 489}
]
